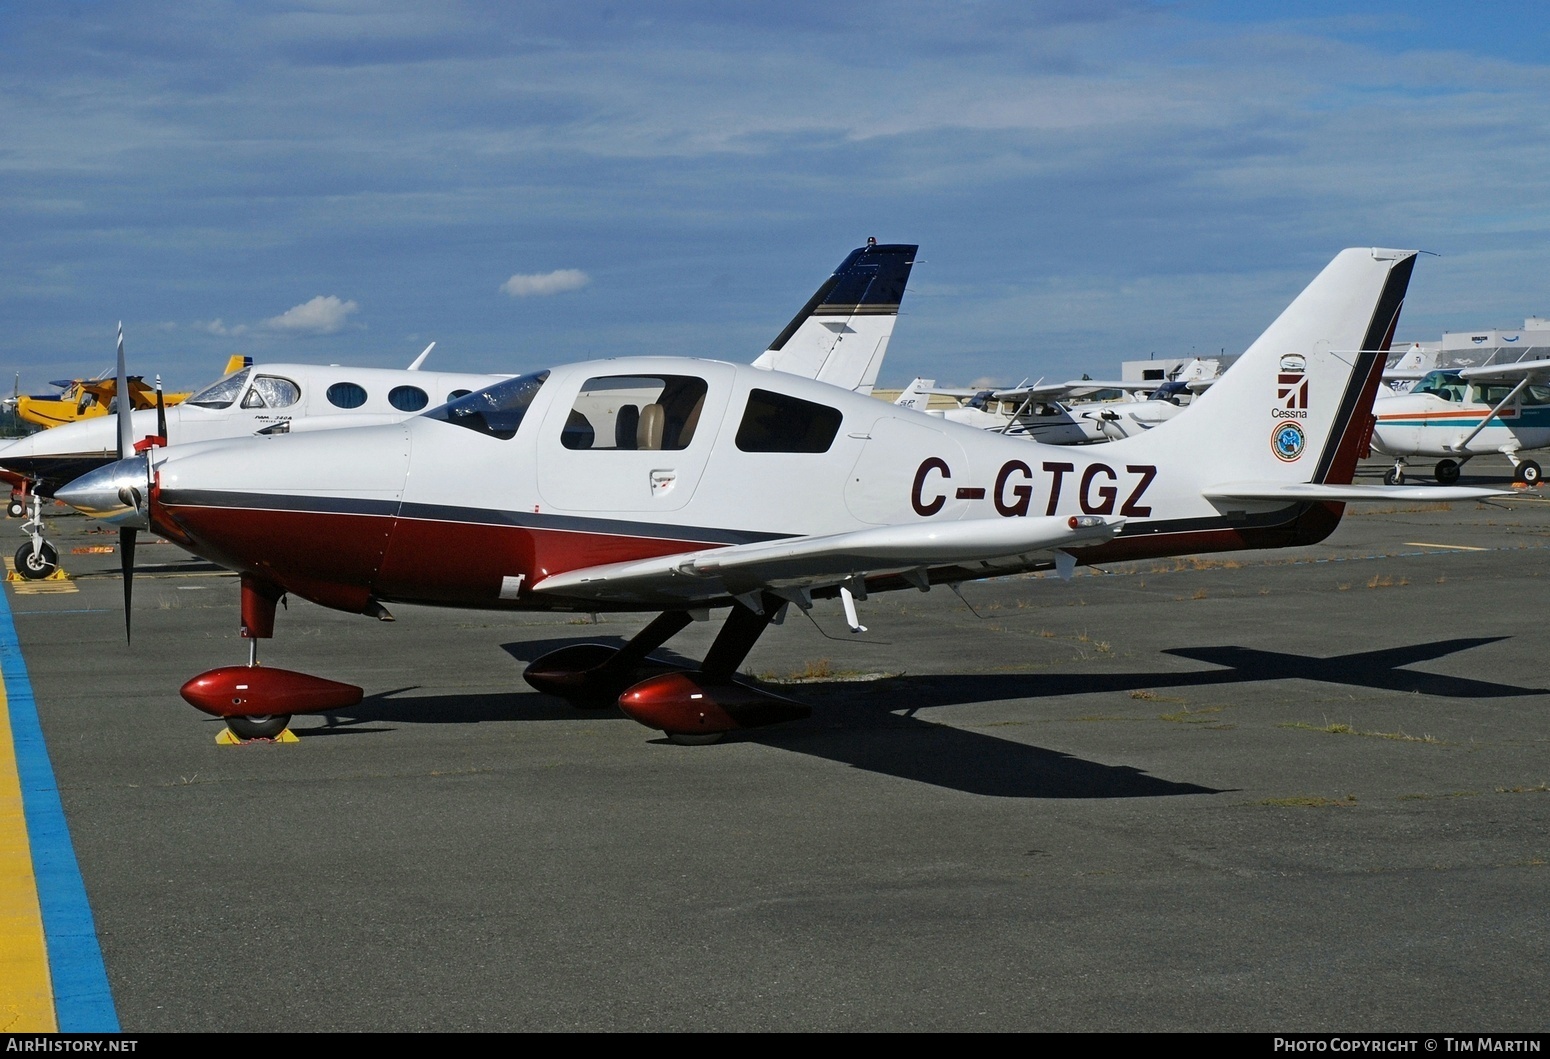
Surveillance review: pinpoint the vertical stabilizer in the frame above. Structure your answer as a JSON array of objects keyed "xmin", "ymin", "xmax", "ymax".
[
  {"xmin": 1129, "ymin": 248, "xmax": 1417, "ymax": 488},
  {"xmin": 752, "ymin": 241, "xmax": 918, "ymax": 394},
  {"xmin": 893, "ymin": 377, "xmax": 936, "ymax": 410}
]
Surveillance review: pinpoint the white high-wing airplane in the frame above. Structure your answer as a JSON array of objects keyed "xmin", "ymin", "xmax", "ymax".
[
  {"xmin": 893, "ymin": 358, "xmax": 1221, "ymax": 443},
  {"xmin": 1371, "ymin": 360, "xmax": 1550, "ymax": 484},
  {"xmin": 60, "ymin": 247, "xmax": 1500, "ymax": 745},
  {"xmin": 0, "ymin": 240, "xmax": 917, "ymax": 578}
]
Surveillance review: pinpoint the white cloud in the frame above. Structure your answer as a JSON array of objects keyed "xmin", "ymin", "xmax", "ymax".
[
  {"xmin": 265, "ymin": 295, "xmax": 359, "ymax": 334},
  {"xmin": 202, "ymin": 318, "xmax": 249, "ymax": 337},
  {"xmin": 501, "ymin": 269, "xmax": 590, "ymax": 298}
]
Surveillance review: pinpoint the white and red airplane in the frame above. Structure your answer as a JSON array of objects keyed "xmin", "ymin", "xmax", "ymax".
[
  {"xmin": 58, "ymin": 247, "xmax": 1499, "ymax": 744},
  {"xmin": 1, "ymin": 240, "xmax": 917, "ymax": 578}
]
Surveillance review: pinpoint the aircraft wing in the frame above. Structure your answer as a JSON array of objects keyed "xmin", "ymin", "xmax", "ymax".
[
  {"xmin": 919, "ymin": 384, "xmax": 990, "ymax": 399},
  {"xmin": 1457, "ymin": 358, "xmax": 1550, "ymax": 385},
  {"xmin": 997, "ymin": 379, "xmax": 1155, "ymax": 401},
  {"xmin": 920, "ymin": 379, "xmax": 1158, "ymax": 403},
  {"xmin": 1203, "ymin": 482, "xmax": 1510, "ymax": 503},
  {"xmin": 531, "ymin": 514, "xmax": 1122, "ymax": 605}
]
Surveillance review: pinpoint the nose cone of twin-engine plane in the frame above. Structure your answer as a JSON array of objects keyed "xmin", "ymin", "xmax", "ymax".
[{"xmin": 55, "ymin": 456, "xmax": 151, "ymax": 530}]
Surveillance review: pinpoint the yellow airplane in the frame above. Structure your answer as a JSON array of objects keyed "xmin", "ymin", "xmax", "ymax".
[{"xmin": 4, "ymin": 355, "xmax": 248, "ymax": 429}]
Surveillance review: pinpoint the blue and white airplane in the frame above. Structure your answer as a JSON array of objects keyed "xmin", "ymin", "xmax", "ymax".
[{"xmin": 1371, "ymin": 359, "xmax": 1550, "ymax": 485}]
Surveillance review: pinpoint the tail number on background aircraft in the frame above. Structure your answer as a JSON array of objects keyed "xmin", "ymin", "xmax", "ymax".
[{"xmin": 913, "ymin": 459, "xmax": 1156, "ymax": 518}]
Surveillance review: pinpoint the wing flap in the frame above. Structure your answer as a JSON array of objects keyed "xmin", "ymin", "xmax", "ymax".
[
  {"xmin": 533, "ymin": 514, "xmax": 1123, "ymax": 603},
  {"xmin": 1204, "ymin": 481, "xmax": 1509, "ymax": 503}
]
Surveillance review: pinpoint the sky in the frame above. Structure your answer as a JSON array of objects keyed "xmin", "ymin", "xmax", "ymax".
[{"xmin": 4, "ymin": 1, "xmax": 1549, "ymax": 393}]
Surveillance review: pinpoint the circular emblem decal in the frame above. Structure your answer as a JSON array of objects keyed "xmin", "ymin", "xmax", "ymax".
[{"xmin": 1272, "ymin": 422, "xmax": 1305, "ymax": 462}]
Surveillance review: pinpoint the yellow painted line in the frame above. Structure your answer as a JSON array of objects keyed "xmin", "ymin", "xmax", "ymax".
[
  {"xmin": 8, "ymin": 581, "xmax": 79, "ymax": 595},
  {"xmin": 0, "ymin": 655, "xmax": 56, "ymax": 1031},
  {"xmin": 3, "ymin": 557, "xmax": 78, "ymax": 594},
  {"xmin": 1405, "ymin": 542, "xmax": 1488, "ymax": 551}
]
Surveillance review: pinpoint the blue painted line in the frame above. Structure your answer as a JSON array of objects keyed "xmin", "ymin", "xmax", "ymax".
[{"xmin": 0, "ymin": 585, "xmax": 118, "ymax": 1031}]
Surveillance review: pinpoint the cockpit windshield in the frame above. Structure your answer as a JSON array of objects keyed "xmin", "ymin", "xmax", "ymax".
[
  {"xmin": 186, "ymin": 367, "xmax": 252, "ymax": 409},
  {"xmin": 424, "ymin": 370, "xmax": 549, "ymax": 440},
  {"xmin": 1412, "ymin": 370, "xmax": 1466, "ymax": 402}
]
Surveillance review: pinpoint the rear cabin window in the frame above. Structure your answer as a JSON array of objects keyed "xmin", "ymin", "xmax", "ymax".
[
  {"xmin": 560, "ymin": 375, "xmax": 709, "ymax": 451},
  {"xmin": 327, "ymin": 382, "xmax": 368, "ymax": 409},
  {"xmin": 735, "ymin": 389, "xmax": 843, "ymax": 453},
  {"xmin": 389, "ymin": 385, "xmax": 429, "ymax": 412}
]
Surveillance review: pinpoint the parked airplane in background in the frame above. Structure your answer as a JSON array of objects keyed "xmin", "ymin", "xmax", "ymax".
[
  {"xmin": 895, "ymin": 358, "xmax": 1220, "ymax": 443},
  {"xmin": 59, "ymin": 247, "xmax": 1500, "ymax": 745},
  {"xmin": 0, "ymin": 240, "xmax": 917, "ymax": 579},
  {"xmin": 0, "ymin": 350, "xmax": 506, "ymax": 578},
  {"xmin": 1371, "ymin": 360, "xmax": 1550, "ymax": 484},
  {"xmin": 4, "ymin": 368, "xmax": 199, "ymax": 430}
]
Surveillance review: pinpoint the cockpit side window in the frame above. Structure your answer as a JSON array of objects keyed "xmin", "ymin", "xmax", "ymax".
[
  {"xmin": 735, "ymin": 389, "xmax": 843, "ymax": 453},
  {"xmin": 241, "ymin": 375, "xmax": 301, "ymax": 409},
  {"xmin": 425, "ymin": 370, "xmax": 550, "ymax": 440},
  {"xmin": 559, "ymin": 375, "xmax": 709, "ymax": 451},
  {"xmin": 186, "ymin": 367, "xmax": 252, "ymax": 409}
]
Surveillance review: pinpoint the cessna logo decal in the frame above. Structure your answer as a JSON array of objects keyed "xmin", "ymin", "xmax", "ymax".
[
  {"xmin": 1276, "ymin": 373, "xmax": 1308, "ymax": 413},
  {"xmin": 1274, "ymin": 352, "xmax": 1308, "ymax": 419},
  {"xmin": 914, "ymin": 459, "xmax": 1156, "ymax": 518}
]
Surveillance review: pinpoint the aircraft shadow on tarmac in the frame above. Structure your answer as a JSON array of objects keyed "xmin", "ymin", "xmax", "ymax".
[{"xmin": 289, "ymin": 634, "xmax": 1536, "ymax": 800}]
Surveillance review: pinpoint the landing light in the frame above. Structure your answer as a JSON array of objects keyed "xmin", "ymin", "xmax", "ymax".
[{"xmin": 1068, "ymin": 515, "xmax": 1104, "ymax": 529}]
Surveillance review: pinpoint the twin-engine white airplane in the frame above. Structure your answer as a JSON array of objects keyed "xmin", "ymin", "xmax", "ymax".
[
  {"xmin": 1371, "ymin": 360, "xmax": 1550, "ymax": 485},
  {"xmin": 60, "ymin": 247, "xmax": 1500, "ymax": 744},
  {"xmin": 0, "ymin": 240, "xmax": 917, "ymax": 578}
]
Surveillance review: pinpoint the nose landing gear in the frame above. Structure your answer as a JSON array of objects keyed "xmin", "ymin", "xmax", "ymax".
[
  {"xmin": 9, "ymin": 492, "xmax": 63, "ymax": 581},
  {"xmin": 179, "ymin": 574, "xmax": 363, "ymax": 743}
]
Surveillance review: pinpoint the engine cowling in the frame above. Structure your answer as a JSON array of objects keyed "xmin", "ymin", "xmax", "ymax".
[{"xmin": 617, "ymin": 671, "xmax": 809, "ymax": 737}]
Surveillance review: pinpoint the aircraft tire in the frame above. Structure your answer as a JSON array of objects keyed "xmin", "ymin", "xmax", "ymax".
[
  {"xmin": 1434, "ymin": 460, "xmax": 1460, "ymax": 485},
  {"xmin": 6, "ymin": 499, "xmax": 24, "ymax": 519},
  {"xmin": 14, "ymin": 540, "xmax": 57, "ymax": 580},
  {"xmin": 666, "ymin": 731, "xmax": 726, "ymax": 746},
  {"xmin": 225, "ymin": 714, "xmax": 292, "ymax": 740},
  {"xmin": 1383, "ymin": 467, "xmax": 1404, "ymax": 486},
  {"xmin": 1516, "ymin": 461, "xmax": 1542, "ymax": 486}
]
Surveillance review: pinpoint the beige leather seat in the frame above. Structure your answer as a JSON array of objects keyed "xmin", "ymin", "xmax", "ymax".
[
  {"xmin": 637, "ymin": 403, "xmax": 665, "ymax": 450},
  {"xmin": 676, "ymin": 393, "xmax": 705, "ymax": 447}
]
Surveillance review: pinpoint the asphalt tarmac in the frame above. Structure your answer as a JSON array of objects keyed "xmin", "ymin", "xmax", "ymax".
[{"xmin": 8, "ymin": 456, "xmax": 1549, "ymax": 1032}]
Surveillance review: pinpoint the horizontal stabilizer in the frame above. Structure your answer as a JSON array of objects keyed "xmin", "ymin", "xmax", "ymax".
[
  {"xmin": 534, "ymin": 514, "xmax": 1122, "ymax": 604},
  {"xmin": 1203, "ymin": 482, "xmax": 1508, "ymax": 503}
]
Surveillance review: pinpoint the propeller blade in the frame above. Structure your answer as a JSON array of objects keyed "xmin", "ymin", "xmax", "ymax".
[
  {"xmin": 120, "ymin": 526, "xmax": 137, "ymax": 643},
  {"xmin": 155, "ymin": 374, "xmax": 167, "ymax": 440},
  {"xmin": 115, "ymin": 323, "xmax": 132, "ymax": 461}
]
